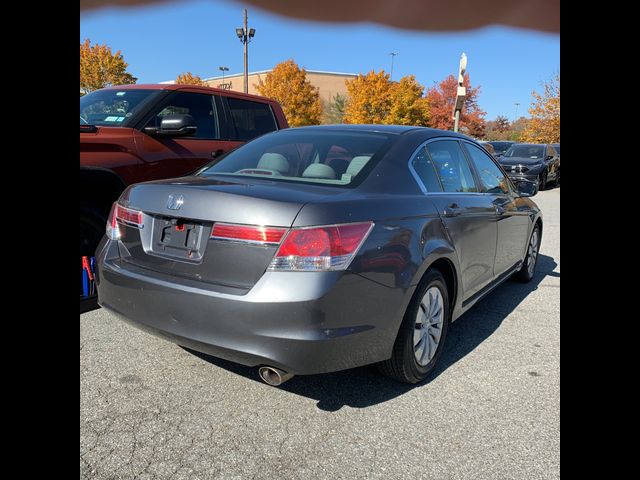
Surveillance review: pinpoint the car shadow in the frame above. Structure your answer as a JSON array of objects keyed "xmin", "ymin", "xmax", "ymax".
[{"xmin": 184, "ymin": 253, "xmax": 558, "ymax": 411}]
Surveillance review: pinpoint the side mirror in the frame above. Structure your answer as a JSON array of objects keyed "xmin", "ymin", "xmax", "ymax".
[
  {"xmin": 545, "ymin": 154, "xmax": 554, "ymax": 161},
  {"xmin": 144, "ymin": 114, "xmax": 198, "ymax": 137},
  {"xmin": 514, "ymin": 179, "xmax": 538, "ymax": 197}
]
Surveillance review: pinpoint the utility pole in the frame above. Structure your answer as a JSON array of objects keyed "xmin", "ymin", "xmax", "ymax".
[
  {"xmin": 236, "ymin": 9, "xmax": 255, "ymax": 94},
  {"xmin": 219, "ymin": 66, "xmax": 229, "ymax": 85},
  {"xmin": 389, "ymin": 52, "xmax": 398, "ymax": 80},
  {"xmin": 453, "ymin": 53, "xmax": 467, "ymax": 132}
]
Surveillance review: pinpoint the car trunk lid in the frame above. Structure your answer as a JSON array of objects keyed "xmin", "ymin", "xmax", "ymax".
[{"xmin": 116, "ymin": 175, "xmax": 345, "ymax": 292}]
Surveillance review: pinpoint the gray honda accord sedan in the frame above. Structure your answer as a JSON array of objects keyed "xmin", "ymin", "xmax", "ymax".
[{"xmin": 95, "ymin": 125, "xmax": 542, "ymax": 385}]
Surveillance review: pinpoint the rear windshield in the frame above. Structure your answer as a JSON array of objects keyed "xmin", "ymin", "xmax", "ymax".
[
  {"xmin": 197, "ymin": 130, "xmax": 393, "ymax": 186},
  {"xmin": 503, "ymin": 145, "xmax": 544, "ymax": 159},
  {"xmin": 80, "ymin": 89, "xmax": 160, "ymax": 126}
]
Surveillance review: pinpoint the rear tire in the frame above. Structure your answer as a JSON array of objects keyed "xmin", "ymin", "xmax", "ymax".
[
  {"xmin": 514, "ymin": 225, "xmax": 540, "ymax": 283},
  {"xmin": 378, "ymin": 269, "xmax": 450, "ymax": 384}
]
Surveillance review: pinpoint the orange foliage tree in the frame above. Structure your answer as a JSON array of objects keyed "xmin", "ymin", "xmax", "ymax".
[
  {"xmin": 256, "ymin": 60, "xmax": 322, "ymax": 126},
  {"xmin": 343, "ymin": 71, "xmax": 430, "ymax": 125},
  {"xmin": 175, "ymin": 72, "xmax": 207, "ymax": 86},
  {"xmin": 521, "ymin": 73, "xmax": 559, "ymax": 143},
  {"xmin": 425, "ymin": 74, "xmax": 486, "ymax": 137},
  {"xmin": 80, "ymin": 39, "xmax": 136, "ymax": 95}
]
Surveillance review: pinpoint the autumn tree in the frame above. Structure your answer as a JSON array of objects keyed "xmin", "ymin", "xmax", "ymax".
[
  {"xmin": 256, "ymin": 60, "xmax": 322, "ymax": 126},
  {"xmin": 484, "ymin": 115, "xmax": 512, "ymax": 140},
  {"xmin": 387, "ymin": 75, "xmax": 430, "ymax": 126},
  {"xmin": 175, "ymin": 72, "xmax": 206, "ymax": 86},
  {"xmin": 508, "ymin": 116, "xmax": 530, "ymax": 141},
  {"xmin": 80, "ymin": 39, "xmax": 136, "ymax": 95},
  {"xmin": 425, "ymin": 74, "xmax": 486, "ymax": 137},
  {"xmin": 343, "ymin": 71, "xmax": 430, "ymax": 125},
  {"xmin": 343, "ymin": 70, "xmax": 393, "ymax": 124},
  {"xmin": 323, "ymin": 93, "xmax": 348, "ymax": 124},
  {"xmin": 521, "ymin": 73, "xmax": 560, "ymax": 143}
]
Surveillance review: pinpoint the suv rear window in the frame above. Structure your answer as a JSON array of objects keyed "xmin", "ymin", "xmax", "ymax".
[
  {"xmin": 228, "ymin": 98, "xmax": 278, "ymax": 141},
  {"xmin": 197, "ymin": 130, "xmax": 393, "ymax": 186}
]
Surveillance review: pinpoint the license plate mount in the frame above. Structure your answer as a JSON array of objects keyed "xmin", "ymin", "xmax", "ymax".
[{"xmin": 150, "ymin": 217, "xmax": 207, "ymax": 262}]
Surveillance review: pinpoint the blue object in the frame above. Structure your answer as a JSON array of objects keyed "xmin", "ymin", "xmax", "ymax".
[{"xmin": 82, "ymin": 267, "xmax": 89, "ymax": 297}]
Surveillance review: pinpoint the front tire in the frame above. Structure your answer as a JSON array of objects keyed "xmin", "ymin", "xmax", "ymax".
[
  {"xmin": 538, "ymin": 171, "xmax": 547, "ymax": 191},
  {"xmin": 378, "ymin": 269, "xmax": 450, "ymax": 384}
]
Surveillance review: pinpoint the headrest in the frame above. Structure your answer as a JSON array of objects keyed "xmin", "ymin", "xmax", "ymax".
[{"xmin": 257, "ymin": 153, "xmax": 289, "ymax": 174}]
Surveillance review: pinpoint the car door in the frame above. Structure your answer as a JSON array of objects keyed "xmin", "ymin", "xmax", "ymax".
[
  {"xmin": 413, "ymin": 139, "xmax": 498, "ymax": 300},
  {"xmin": 134, "ymin": 91, "xmax": 241, "ymax": 180},
  {"xmin": 462, "ymin": 141, "xmax": 531, "ymax": 277}
]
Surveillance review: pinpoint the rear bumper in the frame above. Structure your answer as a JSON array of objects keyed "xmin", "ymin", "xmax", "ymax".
[{"xmin": 95, "ymin": 239, "xmax": 407, "ymax": 375}]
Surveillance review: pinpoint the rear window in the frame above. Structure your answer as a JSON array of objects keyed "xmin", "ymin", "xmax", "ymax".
[
  {"xmin": 197, "ymin": 130, "xmax": 393, "ymax": 186},
  {"xmin": 228, "ymin": 98, "xmax": 278, "ymax": 141}
]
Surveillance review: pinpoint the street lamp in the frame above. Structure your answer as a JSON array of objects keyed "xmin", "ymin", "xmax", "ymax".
[
  {"xmin": 514, "ymin": 102, "xmax": 520, "ymax": 121},
  {"xmin": 219, "ymin": 66, "xmax": 229, "ymax": 85},
  {"xmin": 453, "ymin": 52, "xmax": 467, "ymax": 133},
  {"xmin": 389, "ymin": 52, "xmax": 398, "ymax": 80},
  {"xmin": 236, "ymin": 9, "xmax": 256, "ymax": 94}
]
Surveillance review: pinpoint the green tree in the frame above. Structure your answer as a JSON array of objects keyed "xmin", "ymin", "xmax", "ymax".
[
  {"xmin": 80, "ymin": 39, "xmax": 136, "ymax": 95},
  {"xmin": 323, "ymin": 93, "xmax": 348, "ymax": 124},
  {"xmin": 256, "ymin": 59, "xmax": 322, "ymax": 126}
]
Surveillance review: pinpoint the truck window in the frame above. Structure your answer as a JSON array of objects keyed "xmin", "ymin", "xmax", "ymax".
[
  {"xmin": 227, "ymin": 98, "xmax": 278, "ymax": 141},
  {"xmin": 147, "ymin": 92, "xmax": 219, "ymax": 140}
]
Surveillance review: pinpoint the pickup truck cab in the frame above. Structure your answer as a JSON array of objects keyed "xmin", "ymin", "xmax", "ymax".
[{"xmin": 80, "ymin": 84, "xmax": 288, "ymax": 257}]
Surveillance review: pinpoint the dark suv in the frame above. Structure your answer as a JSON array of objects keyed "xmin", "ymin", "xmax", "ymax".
[
  {"xmin": 80, "ymin": 84, "xmax": 288, "ymax": 258},
  {"xmin": 499, "ymin": 143, "xmax": 560, "ymax": 190}
]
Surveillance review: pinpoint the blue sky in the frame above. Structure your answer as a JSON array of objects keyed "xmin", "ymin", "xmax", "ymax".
[{"xmin": 80, "ymin": 0, "xmax": 559, "ymax": 120}]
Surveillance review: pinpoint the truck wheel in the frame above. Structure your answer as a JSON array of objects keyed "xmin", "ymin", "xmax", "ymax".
[{"xmin": 80, "ymin": 207, "xmax": 106, "ymax": 257}]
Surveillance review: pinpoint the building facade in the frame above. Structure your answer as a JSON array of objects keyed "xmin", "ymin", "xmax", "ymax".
[{"xmin": 202, "ymin": 69, "xmax": 356, "ymax": 106}]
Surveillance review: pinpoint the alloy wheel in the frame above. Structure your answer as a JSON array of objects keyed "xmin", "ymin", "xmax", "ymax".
[
  {"xmin": 527, "ymin": 229, "xmax": 539, "ymax": 276},
  {"xmin": 413, "ymin": 286, "xmax": 444, "ymax": 366}
]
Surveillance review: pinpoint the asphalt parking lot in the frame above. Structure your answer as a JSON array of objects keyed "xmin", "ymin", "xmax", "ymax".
[{"xmin": 80, "ymin": 187, "xmax": 560, "ymax": 480}]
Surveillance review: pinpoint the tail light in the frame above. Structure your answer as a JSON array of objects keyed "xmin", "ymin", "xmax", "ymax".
[
  {"xmin": 211, "ymin": 223, "xmax": 287, "ymax": 245},
  {"xmin": 106, "ymin": 202, "xmax": 144, "ymax": 240},
  {"xmin": 268, "ymin": 222, "xmax": 374, "ymax": 271}
]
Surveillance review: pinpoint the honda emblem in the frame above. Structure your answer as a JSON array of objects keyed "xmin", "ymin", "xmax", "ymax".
[{"xmin": 166, "ymin": 194, "xmax": 184, "ymax": 210}]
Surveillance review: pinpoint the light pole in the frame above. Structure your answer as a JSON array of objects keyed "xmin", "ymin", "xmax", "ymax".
[
  {"xmin": 219, "ymin": 66, "xmax": 229, "ymax": 84},
  {"xmin": 236, "ymin": 8, "xmax": 255, "ymax": 94},
  {"xmin": 389, "ymin": 52, "xmax": 398, "ymax": 80},
  {"xmin": 453, "ymin": 52, "xmax": 467, "ymax": 132},
  {"xmin": 514, "ymin": 102, "xmax": 520, "ymax": 121}
]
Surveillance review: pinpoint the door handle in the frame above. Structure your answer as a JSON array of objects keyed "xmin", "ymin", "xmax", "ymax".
[
  {"xmin": 443, "ymin": 203, "xmax": 461, "ymax": 217},
  {"xmin": 211, "ymin": 149, "xmax": 224, "ymax": 158}
]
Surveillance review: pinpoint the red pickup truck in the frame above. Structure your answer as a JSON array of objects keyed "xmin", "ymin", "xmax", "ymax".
[{"xmin": 80, "ymin": 84, "xmax": 288, "ymax": 258}]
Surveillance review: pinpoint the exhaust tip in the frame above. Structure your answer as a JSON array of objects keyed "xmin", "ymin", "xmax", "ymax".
[{"xmin": 258, "ymin": 366, "xmax": 294, "ymax": 386}]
